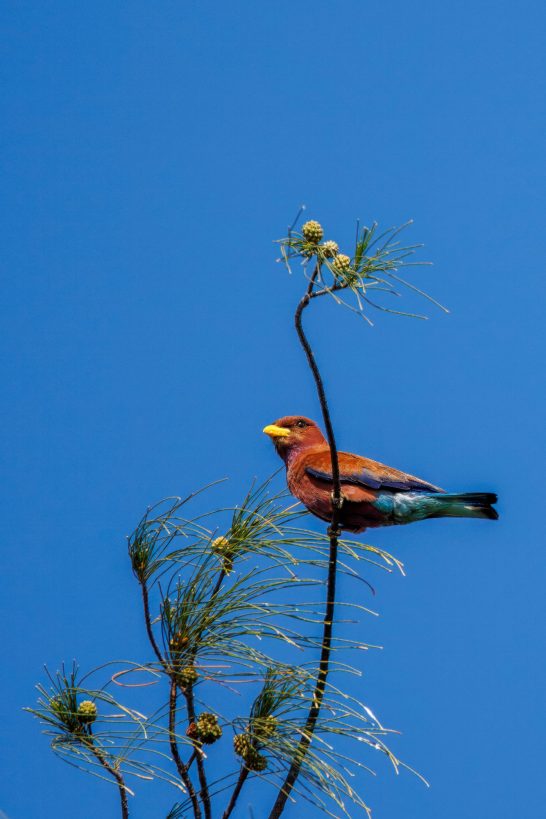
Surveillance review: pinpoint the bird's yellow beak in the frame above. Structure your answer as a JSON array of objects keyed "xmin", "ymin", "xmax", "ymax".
[{"xmin": 263, "ymin": 424, "xmax": 291, "ymax": 438}]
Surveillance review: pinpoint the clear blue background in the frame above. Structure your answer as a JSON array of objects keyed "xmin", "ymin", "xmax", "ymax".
[{"xmin": 1, "ymin": 1, "xmax": 544, "ymax": 817}]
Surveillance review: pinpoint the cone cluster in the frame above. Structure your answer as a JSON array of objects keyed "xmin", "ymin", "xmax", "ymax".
[
  {"xmin": 194, "ymin": 712, "xmax": 222, "ymax": 744},
  {"xmin": 233, "ymin": 733, "xmax": 268, "ymax": 771},
  {"xmin": 177, "ymin": 664, "xmax": 198, "ymax": 688},
  {"xmin": 300, "ymin": 220, "xmax": 353, "ymax": 275}
]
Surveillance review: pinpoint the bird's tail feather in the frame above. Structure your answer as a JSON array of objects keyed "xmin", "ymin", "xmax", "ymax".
[{"xmin": 429, "ymin": 492, "xmax": 499, "ymax": 521}]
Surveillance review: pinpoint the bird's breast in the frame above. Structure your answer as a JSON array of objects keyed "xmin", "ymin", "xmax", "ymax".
[{"xmin": 287, "ymin": 463, "xmax": 331, "ymax": 520}]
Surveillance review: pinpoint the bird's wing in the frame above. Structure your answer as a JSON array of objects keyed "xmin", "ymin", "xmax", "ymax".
[{"xmin": 304, "ymin": 450, "xmax": 443, "ymax": 493}]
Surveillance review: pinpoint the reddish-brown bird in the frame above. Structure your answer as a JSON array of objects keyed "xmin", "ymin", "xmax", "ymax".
[{"xmin": 263, "ymin": 415, "xmax": 498, "ymax": 533}]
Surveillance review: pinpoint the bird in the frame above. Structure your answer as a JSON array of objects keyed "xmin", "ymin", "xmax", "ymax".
[{"xmin": 263, "ymin": 415, "xmax": 498, "ymax": 533}]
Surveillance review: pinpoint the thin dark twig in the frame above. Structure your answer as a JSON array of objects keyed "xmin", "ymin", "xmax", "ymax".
[
  {"xmin": 222, "ymin": 767, "xmax": 249, "ymax": 819},
  {"xmin": 84, "ymin": 728, "xmax": 129, "ymax": 819},
  {"xmin": 141, "ymin": 580, "xmax": 165, "ymax": 668},
  {"xmin": 142, "ymin": 567, "xmax": 205, "ymax": 817},
  {"xmin": 180, "ymin": 570, "xmax": 226, "ymax": 819},
  {"xmin": 184, "ymin": 749, "xmax": 198, "ymax": 771},
  {"xmin": 211, "ymin": 568, "xmax": 226, "ymax": 598},
  {"xmin": 184, "ymin": 684, "xmax": 211, "ymax": 819},
  {"xmin": 268, "ymin": 263, "xmax": 343, "ymax": 819},
  {"xmin": 311, "ymin": 283, "xmax": 344, "ymax": 298},
  {"xmin": 169, "ymin": 681, "xmax": 202, "ymax": 819},
  {"xmin": 141, "ymin": 562, "xmax": 226, "ymax": 817}
]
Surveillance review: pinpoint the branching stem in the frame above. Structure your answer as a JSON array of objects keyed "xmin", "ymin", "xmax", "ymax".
[
  {"xmin": 142, "ymin": 575, "xmax": 207, "ymax": 817},
  {"xmin": 268, "ymin": 263, "xmax": 342, "ymax": 818},
  {"xmin": 180, "ymin": 570, "xmax": 226, "ymax": 819},
  {"xmin": 184, "ymin": 684, "xmax": 211, "ymax": 819},
  {"xmin": 142, "ymin": 556, "xmax": 225, "ymax": 817},
  {"xmin": 169, "ymin": 681, "xmax": 202, "ymax": 819}
]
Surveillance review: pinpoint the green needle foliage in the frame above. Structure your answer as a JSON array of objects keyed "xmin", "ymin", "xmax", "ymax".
[
  {"xmin": 28, "ymin": 211, "xmax": 442, "ymax": 819},
  {"xmin": 279, "ymin": 214, "xmax": 448, "ymax": 323},
  {"xmin": 26, "ymin": 663, "xmax": 189, "ymax": 802}
]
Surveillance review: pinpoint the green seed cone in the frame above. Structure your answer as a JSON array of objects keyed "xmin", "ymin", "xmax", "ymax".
[
  {"xmin": 212, "ymin": 536, "xmax": 234, "ymax": 573},
  {"xmin": 77, "ymin": 700, "xmax": 97, "ymax": 724},
  {"xmin": 321, "ymin": 240, "xmax": 339, "ymax": 258},
  {"xmin": 177, "ymin": 665, "xmax": 198, "ymax": 687},
  {"xmin": 302, "ymin": 220, "xmax": 324, "ymax": 244},
  {"xmin": 233, "ymin": 732, "xmax": 267, "ymax": 771},
  {"xmin": 195, "ymin": 712, "xmax": 222, "ymax": 744},
  {"xmin": 245, "ymin": 747, "xmax": 268, "ymax": 772},
  {"xmin": 332, "ymin": 253, "xmax": 351, "ymax": 273},
  {"xmin": 233, "ymin": 732, "xmax": 252, "ymax": 758}
]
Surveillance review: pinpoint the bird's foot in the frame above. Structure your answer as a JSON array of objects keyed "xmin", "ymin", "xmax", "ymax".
[{"xmin": 328, "ymin": 493, "xmax": 344, "ymax": 538}]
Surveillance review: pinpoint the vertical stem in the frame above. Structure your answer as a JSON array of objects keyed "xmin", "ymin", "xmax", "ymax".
[
  {"xmin": 169, "ymin": 682, "xmax": 202, "ymax": 819},
  {"xmin": 294, "ymin": 268, "xmax": 342, "ymax": 500},
  {"xmin": 211, "ymin": 567, "xmax": 226, "ymax": 598},
  {"xmin": 268, "ymin": 266, "xmax": 342, "ymax": 819},
  {"xmin": 222, "ymin": 766, "xmax": 249, "ymax": 819},
  {"xmin": 184, "ymin": 684, "xmax": 212, "ymax": 819},
  {"xmin": 84, "ymin": 730, "xmax": 129, "ymax": 819},
  {"xmin": 139, "ymin": 535, "xmax": 226, "ymax": 817},
  {"xmin": 141, "ymin": 580, "xmax": 165, "ymax": 668},
  {"xmin": 142, "ymin": 579, "xmax": 202, "ymax": 818},
  {"xmin": 179, "ymin": 567, "xmax": 225, "ymax": 818}
]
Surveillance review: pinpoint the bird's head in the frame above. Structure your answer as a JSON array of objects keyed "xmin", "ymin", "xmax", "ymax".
[{"xmin": 263, "ymin": 416, "xmax": 326, "ymax": 461}]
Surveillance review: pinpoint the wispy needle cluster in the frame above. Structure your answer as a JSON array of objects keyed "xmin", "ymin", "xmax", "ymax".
[{"xmin": 279, "ymin": 213, "xmax": 448, "ymax": 323}]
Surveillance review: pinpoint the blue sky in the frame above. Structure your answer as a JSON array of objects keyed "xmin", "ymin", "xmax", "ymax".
[{"xmin": 1, "ymin": 1, "xmax": 545, "ymax": 817}]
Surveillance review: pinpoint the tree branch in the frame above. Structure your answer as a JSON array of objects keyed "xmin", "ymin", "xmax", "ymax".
[
  {"xmin": 141, "ymin": 579, "xmax": 165, "ymax": 668},
  {"xmin": 268, "ymin": 263, "xmax": 343, "ymax": 818},
  {"xmin": 173, "ymin": 565, "xmax": 227, "ymax": 816},
  {"xmin": 142, "ymin": 575, "xmax": 206, "ymax": 817},
  {"xmin": 184, "ymin": 684, "xmax": 211, "ymax": 819},
  {"xmin": 182, "ymin": 567, "xmax": 227, "ymax": 817},
  {"xmin": 169, "ymin": 681, "xmax": 202, "ymax": 819},
  {"xmin": 84, "ymin": 729, "xmax": 129, "ymax": 819},
  {"xmin": 222, "ymin": 766, "xmax": 249, "ymax": 819}
]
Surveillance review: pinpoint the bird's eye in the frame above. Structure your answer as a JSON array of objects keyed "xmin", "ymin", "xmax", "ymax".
[{"xmin": 296, "ymin": 419, "xmax": 307, "ymax": 428}]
